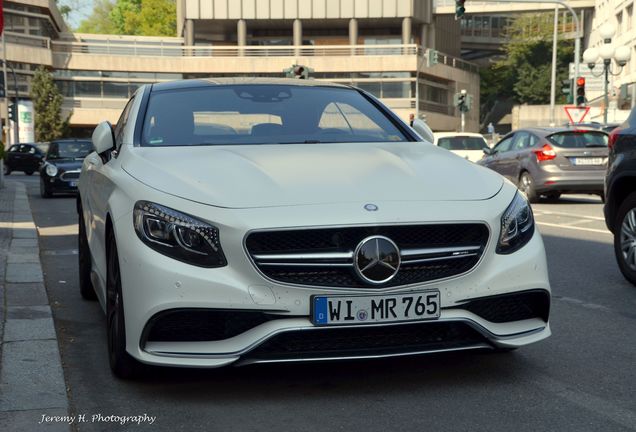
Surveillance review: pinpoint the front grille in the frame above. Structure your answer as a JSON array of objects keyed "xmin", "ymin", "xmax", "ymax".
[
  {"xmin": 458, "ymin": 290, "xmax": 550, "ymax": 323},
  {"xmin": 60, "ymin": 171, "xmax": 80, "ymax": 181},
  {"xmin": 245, "ymin": 322, "xmax": 487, "ymax": 361},
  {"xmin": 142, "ymin": 309, "xmax": 279, "ymax": 343},
  {"xmin": 245, "ymin": 224, "xmax": 489, "ymax": 288}
]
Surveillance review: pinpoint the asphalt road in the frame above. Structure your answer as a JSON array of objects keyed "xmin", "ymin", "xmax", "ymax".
[{"xmin": 8, "ymin": 173, "xmax": 636, "ymax": 432}]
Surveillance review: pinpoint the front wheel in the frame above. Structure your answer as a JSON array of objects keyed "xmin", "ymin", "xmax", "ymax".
[
  {"xmin": 614, "ymin": 193, "xmax": 636, "ymax": 286},
  {"xmin": 40, "ymin": 177, "xmax": 52, "ymax": 198},
  {"xmin": 3, "ymin": 164, "xmax": 11, "ymax": 175},
  {"xmin": 106, "ymin": 230, "xmax": 141, "ymax": 379},
  {"xmin": 519, "ymin": 172, "xmax": 539, "ymax": 203},
  {"xmin": 25, "ymin": 170, "xmax": 34, "ymax": 176}
]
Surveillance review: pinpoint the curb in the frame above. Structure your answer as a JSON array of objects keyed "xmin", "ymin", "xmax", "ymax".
[{"xmin": 0, "ymin": 181, "xmax": 72, "ymax": 432}]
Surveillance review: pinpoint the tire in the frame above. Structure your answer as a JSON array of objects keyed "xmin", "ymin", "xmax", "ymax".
[
  {"xmin": 519, "ymin": 172, "xmax": 539, "ymax": 203},
  {"xmin": 40, "ymin": 177, "xmax": 52, "ymax": 198},
  {"xmin": 25, "ymin": 170, "xmax": 34, "ymax": 176},
  {"xmin": 614, "ymin": 192, "xmax": 636, "ymax": 286},
  {"xmin": 598, "ymin": 193, "xmax": 605, "ymax": 203},
  {"xmin": 544, "ymin": 192, "xmax": 561, "ymax": 203},
  {"xmin": 78, "ymin": 208, "xmax": 97, "ymax": 301},
  {"xmin": 4, "ymin": 164, "xmax": 11, "ymax": 175},
  {"xmin": 106, "ymin": 230, "xmax": 140, "ymax": 379}
]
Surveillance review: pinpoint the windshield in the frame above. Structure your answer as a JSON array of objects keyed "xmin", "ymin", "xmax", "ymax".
[
  {"xmin": 47, "ymin": 141, "xmax": 93, "ymax": 160},
  {"xmin": 141, "ymin": 84, "xmax": 410, "ymax": 146},
  {"xmin": 547, "ymin": 131, "xmax": 608, "ymax": 148},
  {"xmin": 438, "ymin": 136, "xmax": 488, "ymax": 151}
]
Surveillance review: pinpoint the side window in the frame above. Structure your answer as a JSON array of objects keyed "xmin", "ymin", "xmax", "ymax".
[
  {"xmin": 19, "ymin": 145, "xmax": 31, "ymax": 153},
  {"xmin": 8, "ymin": 145, "xmax": 18, "ymax": 152},
  {"xmin": 495, "ymin": 135, "xmax": 514, "ymax": 153},
  {"xmin": 113, "ymin": 97, "xmax": 135, "ymax": 150},
  {"xmin": 512, "ymin": 132, "xmax": 530, "ymax": 150},
  {"xmin": 528, "ymin": 133, "xmax": 540, "ymax": 148}
]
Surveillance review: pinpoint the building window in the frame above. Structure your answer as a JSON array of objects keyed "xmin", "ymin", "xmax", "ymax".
[
  {"xmin": 627, "ymin": 4, "xmax": 633, "ymax": 31},
  {"xmin": 617, "ymin": 12, "xmax": 623, "ymax": 36}
]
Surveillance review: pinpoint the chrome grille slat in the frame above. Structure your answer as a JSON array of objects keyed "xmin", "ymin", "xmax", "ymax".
[{"xmin": 245, "ymin": 223, "xmax": 490, "ymax": 288}]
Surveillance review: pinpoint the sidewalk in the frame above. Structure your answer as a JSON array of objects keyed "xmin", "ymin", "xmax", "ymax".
[{"xmin": 0, "ymin": 181, "xmax": 71, "ymax": 431}]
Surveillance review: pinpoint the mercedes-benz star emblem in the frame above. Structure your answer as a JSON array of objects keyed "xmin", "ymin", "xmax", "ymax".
[{"xmin": 354, "ymin": 235, "xmax": 401, "ymax": 284}]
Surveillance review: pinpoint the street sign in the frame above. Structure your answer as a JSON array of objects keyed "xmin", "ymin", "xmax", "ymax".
[{"xmin": 564, "ymin": 105, "xmax": 591, "ymax": 124}]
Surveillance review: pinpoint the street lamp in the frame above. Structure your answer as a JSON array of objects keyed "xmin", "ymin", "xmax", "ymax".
[{"xmin": 583, "ymin": 23, "xmax": 631, "ymax": 125}]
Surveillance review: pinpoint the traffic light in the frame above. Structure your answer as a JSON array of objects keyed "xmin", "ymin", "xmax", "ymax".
[
  {"xmin": 426, "ymin": 49, "xmax": 439, "ymax": 67},
  {"xmin": 455, "ymin": 91, "xmax": 469, "ymax": 112},
  {"xmin": 8, "ymin": 102, "xmax": 17, "ymax": 122},
  {"xmin": 576, "ymin": 77, "xmax": 586, "ymax": 106},
  {"xmin": 455, "ymin": 0, "xmax": 466, "ymax": 19}
]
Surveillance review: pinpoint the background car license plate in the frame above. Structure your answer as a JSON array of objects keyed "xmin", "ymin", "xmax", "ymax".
[
  {"xmin": 312, "ymin": 290, "xmax": 440, "ymax": 326},
  {"xmin": 573, "ymin": 157, "xmax": 604, "ymax": 166}
]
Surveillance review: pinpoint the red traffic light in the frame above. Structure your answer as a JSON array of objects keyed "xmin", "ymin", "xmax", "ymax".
[{"xmin": 576, "ymin": 77, "xmax": 586, "ymax": 87}]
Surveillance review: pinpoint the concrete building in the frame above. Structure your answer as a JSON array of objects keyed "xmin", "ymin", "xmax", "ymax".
[{"xmin": 0, "ymin": 0, "xmax": 482, "ymax": 140}]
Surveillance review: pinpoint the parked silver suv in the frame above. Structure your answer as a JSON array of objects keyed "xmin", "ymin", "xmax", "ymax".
[{"xmin": 478, "ymin": 127, "xmax": 608, "ymax": 202}]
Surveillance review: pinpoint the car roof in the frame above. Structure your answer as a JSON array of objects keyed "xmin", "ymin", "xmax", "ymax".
[
  {"xmin": 435, "ymin": 132, "xmax": 485, "ymax": 138},
  {"xmin": 513, "ymin": 126, "xmax": 607, "ymax": 137},
  {"xmin": 151, "ymin": 78, "xmax": 350, "ymax": 92}
]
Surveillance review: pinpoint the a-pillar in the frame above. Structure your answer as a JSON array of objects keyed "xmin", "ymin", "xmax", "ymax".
[{"xmin": 293, "ymin": 19, "xmax": 302, "ymax": 56}]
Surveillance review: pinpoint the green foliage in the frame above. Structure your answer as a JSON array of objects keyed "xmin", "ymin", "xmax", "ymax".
[
  {"xmin": 30, "ymin": 67, "xmax": 72, "ymax": 142},
  {"xmin": 481, "ymin": 13, "xmax": 574, "ymax": 106},
  {"xmin": 77, "ymin": 0, "xmax": 117, "ymax": 34},
  {"xmin": 78, "ymin": 0, "xmax": 176, "ymax": 36},
  {"xmin": 0, "ymin": 142, "xmax": 5, "ymax": 161}
]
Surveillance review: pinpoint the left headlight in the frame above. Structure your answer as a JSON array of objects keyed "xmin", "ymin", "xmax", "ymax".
[
  {"xmin": 45, "ymin": 163, "xmax": 58, "ymax": 177},
  {"xmin": 496, "ymin": 192, "xmax": 535, "ymax": 254},
  {"xmin": 133, "ymin": 201, "xmax": 227, "ymax": 268}
]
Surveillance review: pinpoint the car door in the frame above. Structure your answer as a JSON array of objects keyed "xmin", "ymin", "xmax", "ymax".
[
  {"xmin": 6, "ymin": 145, "xmax": 19, "ymax": 170},
  {"xmin": 482, "ymin": 134, "xmax": 514, "ymax": 180},
  {"xmin": 508, "ymin": 131, "xmax": 533, "ymax": 182},
  {"xmin": 86, "ymin": 96, "xmax": 136, "ymax": 290}
]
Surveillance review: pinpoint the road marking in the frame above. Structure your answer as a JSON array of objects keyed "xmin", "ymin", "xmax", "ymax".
[
  {"xmin": 36, "ymin": 224, "xmax": 78, "ymax": 236},
  {"xmin": 534, "ymin": 210, "xmax": 605, "ymax": 221},
  {"xmin": 558, "ymin": 219, "xmax": 596, "ymax": 227},
  {"xmin": 537, "ymin": 221, "xmax": 611, "ymax": 235}
]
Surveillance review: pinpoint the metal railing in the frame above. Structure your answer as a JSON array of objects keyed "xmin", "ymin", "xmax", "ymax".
[
  {"xmin": 4, "ymin": 31, "xmax": 50, "ymax": 49},
  {"xmin": 51, "ymin": 41, "xmax": 419, "ymax": 57},
  {"xmin": 418, "ymin": 48, "xmax": 479, "ymax": 74}
]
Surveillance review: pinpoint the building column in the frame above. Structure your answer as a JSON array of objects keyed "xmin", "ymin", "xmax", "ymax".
[
  {"xmin": 402, "ymin": 17, "xmax": 412, "ymax": 45},
  {"xmin": 349, "ymin": 18, "xmax": 358, "ymax": 54},
  {"xmin": 237, "ymin": 19, "xmax": 247, "ymax": 56},
  {"xmin": 293, "ymin": 19, "xmax": 302, "ymax": 56},
  {"xmin": 185, "ymin": 19, "xmax": 194, "ymax": 45}
]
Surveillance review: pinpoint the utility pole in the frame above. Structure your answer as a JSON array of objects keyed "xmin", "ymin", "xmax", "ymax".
[
  {"xmin": 549, "ymin": 5, "xmax": 559, "ymax": 126},
  {"xmin": 2, "ymin": 32, "xmax": 8, "ymax": 144}
]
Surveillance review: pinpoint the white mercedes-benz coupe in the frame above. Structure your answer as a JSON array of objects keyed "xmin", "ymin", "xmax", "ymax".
[{"xmin": 78, "ymin": 78, "xmax": 551, "ymax": 378}]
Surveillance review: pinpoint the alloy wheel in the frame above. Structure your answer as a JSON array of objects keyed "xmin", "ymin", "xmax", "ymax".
[{"xmin": 620, "ymin": 209, "xmax": 636, "ymax": 271}]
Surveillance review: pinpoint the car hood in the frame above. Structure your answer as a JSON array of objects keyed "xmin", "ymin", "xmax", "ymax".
[
  {"xmin": 45, "ymin": 159, "xmax": 83, "ymax": 170},
  {"xmin": 122, "ymin": 142, "xmax": 504, "ymax": 209}
]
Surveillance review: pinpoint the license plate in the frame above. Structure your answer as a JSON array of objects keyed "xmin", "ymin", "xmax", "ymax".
[
  {"xmin": 312, "ymin": 290, "xmax": 440, "ymax": 326},
  {"xmin": 572, "ymin": 157, "xmax": 604, "ymax": 166},
  {"xmin": 69, "ymin": 181, "xmax": 77, "ymax": 187}
]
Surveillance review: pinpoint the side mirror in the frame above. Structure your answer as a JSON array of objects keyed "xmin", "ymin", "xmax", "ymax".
[
  {"xmin": 411, "ymin": 118, "xmax": 435, "ymax": 144},
  {"xmin": 483, "ymin": 147, "xmax": 494, "ymax": 155},
  {"xmin": 92, "ymin": 121, "xmax": 115, "ymax": 155}
]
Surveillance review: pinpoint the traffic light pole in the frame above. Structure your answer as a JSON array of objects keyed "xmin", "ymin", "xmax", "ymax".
[
  {"xmin": 1, "ymin": 35, "xmax": 19, "ymax": 145},
  {"xmin": 604, "ymin": 64, "xmax": 609, "ymax": 126}
]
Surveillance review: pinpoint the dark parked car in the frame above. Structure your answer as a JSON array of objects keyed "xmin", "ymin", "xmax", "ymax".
[
  {"xmin": 604, "ymin": 110, "xmax": 636, "ymax": 285},
  {"xmin": 4, "ymin": 143, "xmax": 48, "ymax": 175},
  {"xmin": 39, "ymin": 139, "xmax": 93, "ymax": 198},
  {"xmin": 478, "ymin": 127, "xmax": 608, "ymax": 202}
]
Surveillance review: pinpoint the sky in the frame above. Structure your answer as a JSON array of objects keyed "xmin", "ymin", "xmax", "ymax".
[{"xmin": 58, "ymin": 0, "xmax": 96, "ymax": 30}]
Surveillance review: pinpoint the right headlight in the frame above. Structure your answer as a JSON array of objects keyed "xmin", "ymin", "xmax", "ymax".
[
  {"xmin": 45, "ymin": 163, "xmax": 58, "ymax": 177},
  {"xmin": 133, "ymin": 201, "xmax": 227, "ymax": 268},
  {"xmin": 496, "ymin": 192, "xmax": 535, "ymax": 254}
]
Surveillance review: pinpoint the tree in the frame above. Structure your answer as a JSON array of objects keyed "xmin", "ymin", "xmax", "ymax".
[
  {"xmin": 77, "ymin": 0, "xmax": 117, "ymax": 34},
  {"xmin": 481, "ymin": 13, "xmax": 574, "ymax": 107},
  {"xmin": 78, "ymin": 0, "xmax": 176, "ymax": 36},
  {"xmin": 30, "ymin": 67, "xmax": 71, "ymax": 142}
]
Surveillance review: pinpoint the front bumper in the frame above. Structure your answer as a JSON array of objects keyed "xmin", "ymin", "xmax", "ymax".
[{"xmin": 113, "ymin": 200, "xmax": 551, "ymax": 367}]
